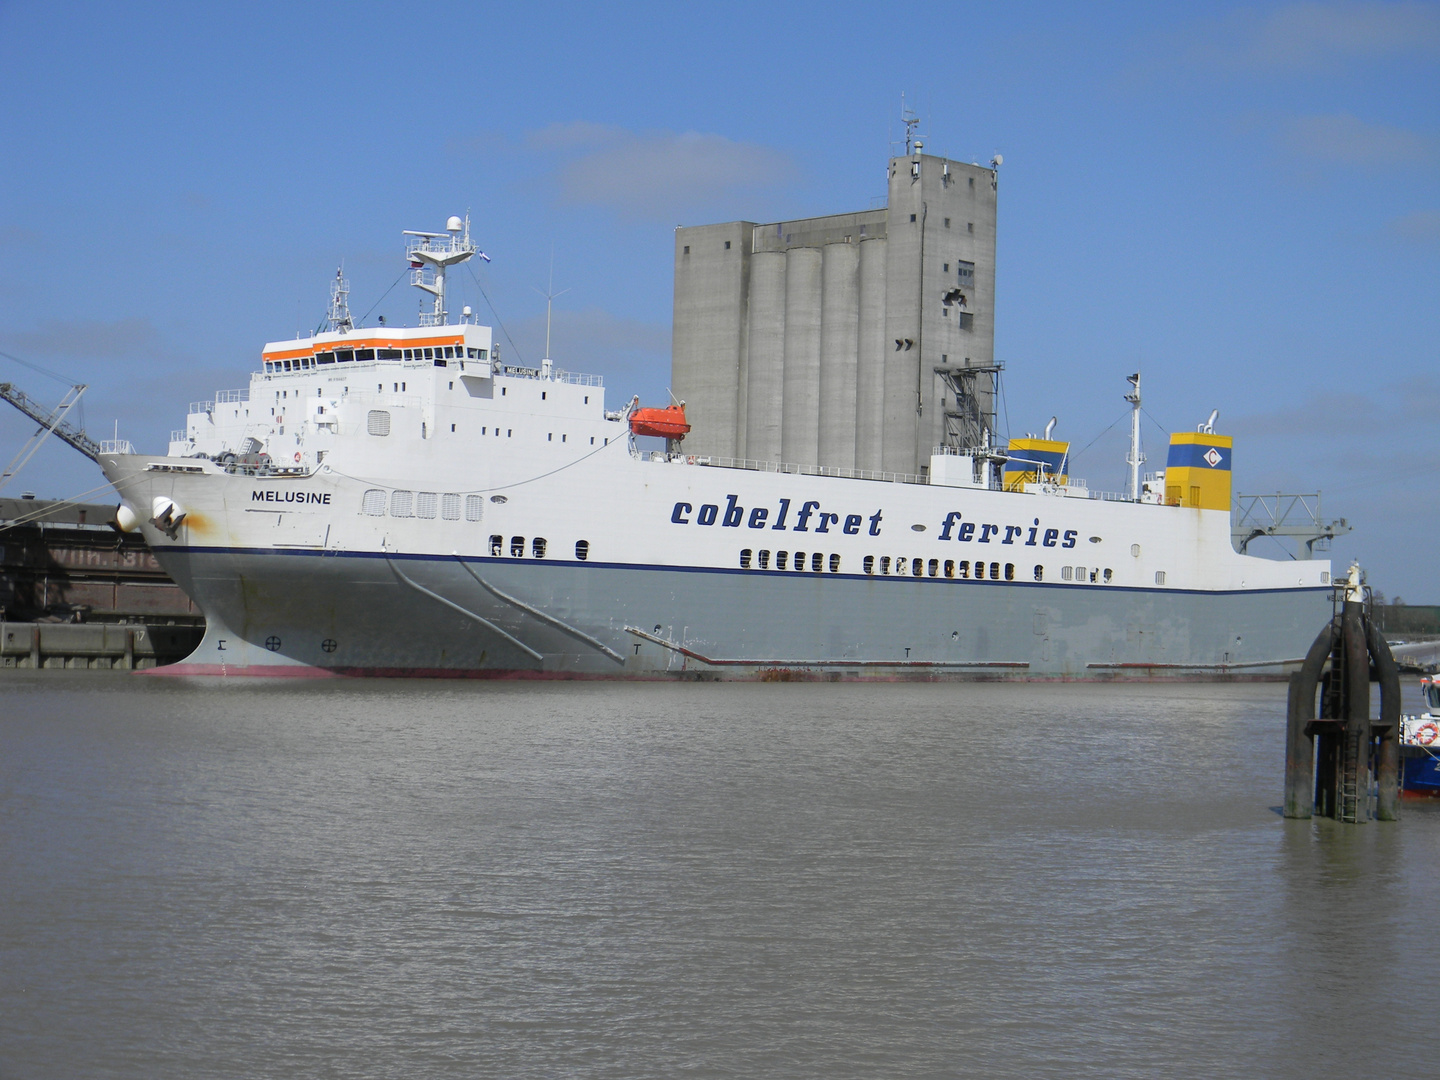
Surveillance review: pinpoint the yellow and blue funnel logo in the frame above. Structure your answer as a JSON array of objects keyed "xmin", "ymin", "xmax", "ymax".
[
  {"xmin": 1003, "ymin": 437, "xmax": 1069, "ymax": 492},
  {"xmin": 1165, "ymin": 432, "xmax": 1232, "ymax": 510}
]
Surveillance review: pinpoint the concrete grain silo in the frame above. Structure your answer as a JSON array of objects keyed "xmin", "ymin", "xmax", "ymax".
[{"xmin": 671, "ymin": 145, "xmax": 998, "ymax": 478}]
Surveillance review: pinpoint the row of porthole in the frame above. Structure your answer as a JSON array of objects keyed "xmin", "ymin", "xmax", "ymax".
[
  {"xmin": 362, "ymin": 489, "xmax": 484, "ymax": 520},
  {"xmin": 488, "ymin": 535, "xmax": 592, "ymax": 561},
  {"xmin": 736, "ymin": 550, "xmax": 1142, "ymax": 585},
  {"xmin": 740, "ymin": 549, "xmax": 840, "ymax": 572}
]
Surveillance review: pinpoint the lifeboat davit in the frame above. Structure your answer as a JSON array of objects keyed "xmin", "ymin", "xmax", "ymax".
[{"xmin": 629, "ymin": 403, "xmax": 691, "ymax": 441}]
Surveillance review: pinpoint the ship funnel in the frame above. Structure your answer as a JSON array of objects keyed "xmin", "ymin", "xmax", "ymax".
[{"xmin": 1044, "ymin": 416, "xmax": 1057, "ymax": 440}]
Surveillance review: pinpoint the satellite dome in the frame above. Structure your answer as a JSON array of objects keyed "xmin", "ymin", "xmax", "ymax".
[{"xmin": 446, "ymin": 215, "xmax": 463, "ymax": 232}]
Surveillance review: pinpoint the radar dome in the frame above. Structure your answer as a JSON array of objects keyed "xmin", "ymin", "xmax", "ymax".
[{"xmin": 446, "ymin": 215, "xmax": 463, "ymax": 232}]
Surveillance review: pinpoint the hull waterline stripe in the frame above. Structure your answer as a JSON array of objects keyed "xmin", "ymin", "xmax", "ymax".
[
  {"xmin": 149, "ymin": 544, "xmax": 1332, "ymax": 600},
  {"xmin": 623, "ymin": 625, "xmax": 1029, "ymax": 669},
  {"xmin": 1087, "ymin": 658, "xmax": 1303, "ymax": 670},
  {"xmin": 455, "ymin": 558, "xmax": 625, "ymax": 664},
  {"xmin": 385, "ymin": 556, "xmax": 544, "ymax": 662}
]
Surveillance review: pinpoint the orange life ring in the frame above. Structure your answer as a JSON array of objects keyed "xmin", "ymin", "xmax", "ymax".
[
  {"xmin": 1417, "ymin": 722, "xmax": 1439, "ymax": 746},
  {"xmin": 293, "ymin": 452, "xmax": 302, "ymax": 463}
]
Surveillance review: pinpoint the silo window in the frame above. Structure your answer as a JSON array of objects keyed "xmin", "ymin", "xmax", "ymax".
[
  {"xmin": 683, "ymin": 245, "xmax": 690, "ymax": 254},
  {"xmin": 967, "ymin": 222, "xmax": 974, "ymax": 233},
  {"xmin": 724, "ymin": 240, "xmax": 731, "ymax": 249},
  {"xmin": 959, "ymin": 313, "xmax": 974, "ymax": 331},
  {"xmin": 909, "ymin": 213, "xmax": 916, "ymax": 222},
  {"xmin": 944, "ymin": 217, "xmax": 951, "ymax": 227}
]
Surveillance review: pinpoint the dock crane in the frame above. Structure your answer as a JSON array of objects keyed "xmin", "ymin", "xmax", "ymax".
[{"xmin": 1, "ymin": 380, "xmax": 132, "ymax": 496}]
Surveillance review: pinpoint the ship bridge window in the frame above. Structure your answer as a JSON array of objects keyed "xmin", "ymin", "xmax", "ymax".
[
  {"xmin": 316, "ymin": 352, "xmax": 335, "ymax": 364},
  {"xmin": 575, "ymin": 540, "xmax": 590, "ymax": 561},
  {"xmin": 336, "ymin": 349, "xmax": 354, "ymax": 363},
  {"xmin": 367, "ymin": 410, "xmax": 391, "ymax": 436},
  {"xmin": 416, "ymin": 492, "xmax": 438, "ymax": 519},
  {"xmin": 390, "ymin": 490, "xmax": 414, "ymax": 517},
  {"xmin": 465, "ymin": 495, "xmax": 484, "ymax": 521},
  {"xmin": 361, "ymin": 489, "xmax": 386, "ymax": 516},
  {"xmin": 378, "ymin": 348, "xmax": 402, "ymax": 360},
  {"xmin": 441, "ymin": 493, "xmax": 461, "ymax": 520}
]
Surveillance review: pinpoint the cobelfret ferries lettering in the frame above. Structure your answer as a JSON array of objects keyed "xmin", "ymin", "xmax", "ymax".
[{"xmin": 99, "ymin": 216, "xmax": 1331, "ymax": 677}]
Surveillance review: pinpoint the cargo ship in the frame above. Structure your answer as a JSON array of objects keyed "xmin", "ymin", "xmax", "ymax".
[{"xmin": 97, "ymin": 217, "xmax": 1333, "ymax": 677}]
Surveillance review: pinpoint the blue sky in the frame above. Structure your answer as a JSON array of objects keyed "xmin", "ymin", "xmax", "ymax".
[{"xmin": 1, "ymin": 1, "xmax": 1436, "ymax": 597}]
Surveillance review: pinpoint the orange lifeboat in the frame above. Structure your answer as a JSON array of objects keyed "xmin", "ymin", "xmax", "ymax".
[{"xmin": 629, "ymin": 403, "xmax": 691, "ymax": 441}]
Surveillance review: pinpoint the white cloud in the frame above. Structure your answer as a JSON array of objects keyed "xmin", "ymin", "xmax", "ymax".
[
  {"xmin": 1213, "ymin": 1, "xmax": 1440, "ymax": 69},
  {"xmin": 1389, "ymin": 208, "xmax": 1440, "ymax": 241},
  {"xmin": 527, "ymin": 122, "xmax": 797, "ymax": 219},
  {"xmin": 1, "ymin": 318, "xmax": 162, "ymax": 359},
  {"xmin": 1279, "ymin": 113, "xmax": 1438, "ymax": 164}
]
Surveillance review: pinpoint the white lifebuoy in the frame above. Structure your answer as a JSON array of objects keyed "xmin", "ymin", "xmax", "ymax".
[{"xmin": 1416, "ymin": 722, "xmax": 1439, "ymax": 746}]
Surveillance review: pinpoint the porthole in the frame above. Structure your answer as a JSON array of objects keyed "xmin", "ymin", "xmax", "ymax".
[
  {"xmin": 880, "ymin": 556, "xmax": 891, "ymax": 575},
  {"xmin": 794, "ymin": 551, "xmax": 805, "ymax": 570},
  {"xmin": 740, "ymin": 548, "xmax": 752, "ymax": 569},
  {"xmin": 532, "ymin": 537, "xmax": 547, "ymax": 558},
  {"xmin": 758, "ymin": 549, "xmax": 770, "ymax": 569},
  {"xmin": 945, "ymin": 560, "xmax": 955, "ymax": 578},
  {"xmin": 829, "ymin": 553, "xmax": 841, "ymax": 573},
  {"xmin": 928, "ymin": 558, "xmax": 938, "ymax": 577},
  {"xmin": 1131, "ymin": 544, "xmax": 1141, "ymax": 558},
  {"xmin": 863, "ymin": 555, "xmax": 875, "ymax": 575},
  {"xmin": 958, "ymin": 560, "xmax": 969, "ymax": 579},
  {"xmin": 811, "ymin": 552, "xmax": 823, "ymax": 573},
  {"xmin": 510, "ymin": 536, "xmax": 524, "ymax": 557},
  {"xmin": 1005, "ymin": 563, "xmax": 1015, "ymax": 581},
  {"xmin": 490, "ymin": 495, "xmax": 507, "ymax": 504},
  {"xmin": 1155, "ymin": 571, "xmax": 1167, "ymax": 585},
  {"xmin": 1103, "ymin": 568, "xmax": 1113, "ymax": 583},
  {"xmin": 1061, "ymin": 566, "xmax": 1073, "ymax": 581},
  {"xmin": 776, "ymin": 551, "xmax": 789, "ymax": 571},
  {"xmin": 912, "ymin": 558, "xmax": 923, "ymax": 577},
  {"xmin": 1034, "ymin": 565, "xmax": 1044, "ymax": 581},
  {"xmin": 575, "ymin": 540, "xmax": 590, "ymax": 561},
  {"xmin": 489, "ymin": 534, "xmax": 503, "ymax": 556},
  {"xmin": 991, "ymin": 562, "xmax": 1001, "ymax": 580}
]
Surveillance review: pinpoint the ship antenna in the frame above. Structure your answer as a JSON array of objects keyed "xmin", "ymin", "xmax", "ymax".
[
  {"xmin": 404, "ymin": 215, "xmax": 478, "ymax": 326},
  {"xmin": 533, "ymin": 249, "xmax": 569, "ymax": 378},
  {"xmin": 1125, "ymin": 372, "xmax": 1144, "ymax": 502},
  {"xmin": 326, "ymin": 265, "xmax": 353, "ymax": 333}
]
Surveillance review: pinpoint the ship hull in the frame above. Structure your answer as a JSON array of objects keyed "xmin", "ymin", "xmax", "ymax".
[{"xmin": 146, "ymin": 545, "xmax": 1330, "ymax": 680}]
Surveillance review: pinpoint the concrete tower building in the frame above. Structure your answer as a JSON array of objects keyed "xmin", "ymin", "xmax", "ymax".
[{"xmin": 671, "ymin": 147, "xmax": 999, "ymax": 478}]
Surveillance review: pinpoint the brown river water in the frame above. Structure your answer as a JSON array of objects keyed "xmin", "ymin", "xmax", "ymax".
[{"xmin": 2, "ymin": 674, "xmax": 1437, "ymax": 1079}]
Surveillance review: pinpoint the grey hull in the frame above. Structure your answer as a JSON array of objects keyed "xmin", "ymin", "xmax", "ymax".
[{"xmin": 154, "ymin": 547, "xmax": 1333, "ymax": 679}]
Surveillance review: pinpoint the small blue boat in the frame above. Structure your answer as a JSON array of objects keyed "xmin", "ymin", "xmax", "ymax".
[{"xmin": 1401, "ymin": 676, "xmax": 1440, "ymax": 797}]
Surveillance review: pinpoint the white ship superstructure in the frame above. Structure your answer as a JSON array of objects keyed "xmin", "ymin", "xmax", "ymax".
[{"xmin": 100, "ymin": 217, "xmax": 1334, "ymax": 679}]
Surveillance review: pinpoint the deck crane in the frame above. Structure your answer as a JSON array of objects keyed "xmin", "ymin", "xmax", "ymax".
[{"xmin": 0, "ymin": 380, "xmax": 129, "ymax": 495}]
